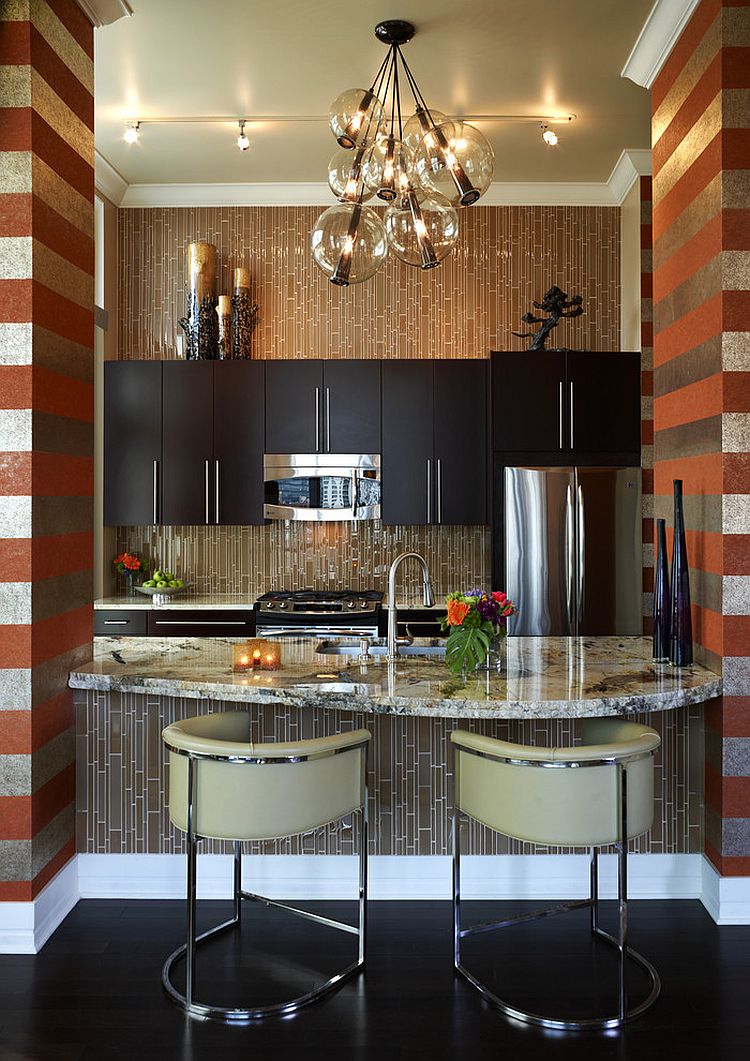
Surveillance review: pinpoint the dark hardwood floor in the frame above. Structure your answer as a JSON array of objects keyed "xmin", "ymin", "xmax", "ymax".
[{"xmin": 0, "ymin": 898, "xmax": 748, "ymax": 1060}]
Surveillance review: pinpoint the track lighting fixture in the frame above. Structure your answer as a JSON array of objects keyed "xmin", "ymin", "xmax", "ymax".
[
  {"xmin": 123, "ymin": 120, "xmax": 139, "ymax": 144},
  {"xmin": 237, "ymin": 121, "xmax": 250, "ymax": 151},
  {"xmin": 541, "ymin": 124, "xmax": 558, "ymax": 146}
]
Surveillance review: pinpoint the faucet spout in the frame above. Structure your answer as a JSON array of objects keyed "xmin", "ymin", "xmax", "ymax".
[{"xmin": 386, "ymin": 551, "xmax": 434, "ymax": 663}]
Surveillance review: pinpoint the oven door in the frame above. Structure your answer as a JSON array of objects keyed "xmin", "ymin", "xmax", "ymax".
[{"xmin": 263, "ymin": 453, "xmax": 381, "ymax": 521}]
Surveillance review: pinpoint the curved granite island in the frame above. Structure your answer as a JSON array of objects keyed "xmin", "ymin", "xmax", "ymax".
[{"xmin": 69, "ymin": 636, "xmax": 720, "ymax": 862}]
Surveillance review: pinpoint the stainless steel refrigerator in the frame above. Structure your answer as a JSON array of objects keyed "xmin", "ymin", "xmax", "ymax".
[{"xmin": 504, "ymin": 466, "xmax": 642, "ymax": 636}]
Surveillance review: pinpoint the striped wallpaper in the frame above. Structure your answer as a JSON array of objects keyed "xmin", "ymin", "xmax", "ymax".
[
  {"xmin": 651, "ymin": 0, "xmax": 750, "ymax": 876},
  {"xmin": 0, "ymin": 0, "xmax": 94, "ymax": 901}
]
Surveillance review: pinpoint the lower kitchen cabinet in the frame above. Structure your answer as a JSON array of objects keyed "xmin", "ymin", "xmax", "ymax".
[
  {"xmin": 94, "ymin": 609, "xmax": 149, "ymax": 636},
  {"xmin": 146, "ymin": 609, "xmax": 256, "ymax": 637}
]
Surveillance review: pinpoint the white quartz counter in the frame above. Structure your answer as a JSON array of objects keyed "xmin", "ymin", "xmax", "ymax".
[{"xmin": 69, "ymin": 635, "xmax": 722, "ymax": 720}]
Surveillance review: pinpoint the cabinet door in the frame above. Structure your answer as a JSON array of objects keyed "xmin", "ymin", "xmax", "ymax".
[
  {"xmin": 434, "ymin": 360, "xmax": 488, "ymax": 525},
  {"xmin": 147, "ymin": 609, "xmax": 256, "ymax": 637},
  {"xmin": 104, "ymin": 361, "xmax": 162, "ymax": 526},
  {"xmin": 491, "ymin": 351, "xmax": 566, "ymax": 452},
  {"xmin": 265, "ymin": 360, "xmax": 322, "ymax": 453},
  {"xmin": 213, "ymin": 361, "xmax": 265, "ymax": 525},
  {"xmin": 381, "ymin": 361, "xmax": 434, "ymax": 526},
  {"xmin": 323, "ymin": 360, "xmax": 381, "ymax": 453},
  {"xmin": 567, "ymin": 352, "xmax": 641, "ymax": 455},
  {"xmin": 161, "ymin": 362, "xmax": 215, "ymax": 525}
]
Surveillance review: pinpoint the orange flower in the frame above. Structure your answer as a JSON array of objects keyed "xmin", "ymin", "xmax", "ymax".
[{"xmin": 446, "ymin": 599, "xmax": 470, "ymax": 626}]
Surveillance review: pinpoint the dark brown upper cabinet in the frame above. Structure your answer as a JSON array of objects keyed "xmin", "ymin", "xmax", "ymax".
[
  {"xmin": 104, "ymin": 360, "xmax": 162, "ymax": 526},
  {"xmin": 382, "ymin": 360, "xmax": 488, "ymax": 526},
  {"xmin": 105, "ymin": 361, "xmax": 265, "ymax": 527},
  {"xmin": 264, "ymin": 360, "xmax": 381, "ymax": 454},
  {"xmin": 491, "ymin": 351, "xmax": 640, "ymax": 459}
]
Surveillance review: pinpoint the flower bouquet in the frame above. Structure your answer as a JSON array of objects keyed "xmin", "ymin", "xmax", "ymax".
[
  {"xmin": 441, "ymin": 588, "xmax": 517, "ymax": 676},
  {"xmin": 114, "ymin": 552, "xmax": 148, "ymax": 595}
]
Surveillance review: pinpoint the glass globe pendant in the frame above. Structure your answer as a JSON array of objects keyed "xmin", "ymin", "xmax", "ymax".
[
  {"xmin": 327, "ymin": 145, "xmax": 375, "ymax": 203},
  {"xmin": 385, "ymin": 187, "xmax": 458, "ymax": 269},
  {"xmin": 414, "ymin": 120, "xmax": 494, "ymax": 206},
  {"xmin": 311, "ymin": 202, "xmax": 388, "ymax": 287},
  {"xmin": 329, "ymin": 88, "xmax": 384, "ymax": 149},
  {"xmin": 401, "ymin": 106, "xmax": 448, "ymax": 156},
  {"xmin": 363, "ymin": 135, "xmax": 413, "ymax": 202}
]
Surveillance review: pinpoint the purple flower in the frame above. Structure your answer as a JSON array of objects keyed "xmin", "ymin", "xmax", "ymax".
[
  {"xmin": 465, "ymin": 587, "xmax": 483, "ymax": 598},
  {"xmin": 476, "ymin": 595, "xmax": 500, "ymax": 624}
]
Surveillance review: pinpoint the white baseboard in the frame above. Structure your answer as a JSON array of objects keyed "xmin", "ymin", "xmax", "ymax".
[
  {"xmin": 2, "ymin": 853, "xmax": 749, "ymax": 952},
  {"xmin": 0, "ymin": 858, "xmax": 79, "ymax": 954}
]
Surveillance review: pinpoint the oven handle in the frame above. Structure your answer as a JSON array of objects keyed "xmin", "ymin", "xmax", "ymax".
[{"xmin": 255, "ymin": 625, "xmax": 380, "ymax": 638}]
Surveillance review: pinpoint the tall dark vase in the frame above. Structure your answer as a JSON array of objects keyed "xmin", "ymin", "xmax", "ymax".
[
  {"xmin": 669, "ymin": 479, "xmax": 693, "ymax": 667},
  {"xmin": 653, "ymin": 517, "xmax": 670, "ymax": 661}
]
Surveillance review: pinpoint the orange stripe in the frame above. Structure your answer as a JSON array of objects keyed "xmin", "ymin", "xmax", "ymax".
[
  {"xmin": 0, "ymin": 366, "xmax": 32, "ymax": 409},
  {"xmin": 725, "ymin": 535, "xmax": 750, "ymax": 574},
  {"xmin": 33, "ymin": 452, "xmax": 93, "ymax": 496},
  {"xmin": 724, "ymin": 616, "xmax": 750, "ymax": 657},
  {"xmin": 652, "ymin": 0, "xmax": 720, "ymax": 109},
  {"xmin": 32, "ymin": 281, "xmax": 93, "ymax": 350},
  {"xmin": 0, "ymin": 539, "xmax": 32, "ymax": 581},
  {"xmin": 31, "ymin": 603, "xmax": 92, "ymax": 666},
  {"xmin": 0, "ymin": 452, "xmax": 32, "ymax": 494},
  {"xmin": 724, "ymin": 46, "xmax": 750, "ymax": 89},
  {"xmin": 0, "ymin": 107, "xmax": 32, "ymax": 151},
  {"xmin": 0, "ymin": 194, "xmax": 32, "ymax": 237},
  {"xmin": 665, "ymin": 525, "xmax": 723, "ymax": 577},
  {"xmin": 29, "ymin": 23, "xmax": 93, "ymax": 131},
  {"xmin": 0, "ymin": 625, "xmax": 32, "ymax": 668},
  {"xmin": 653, "ymin": 452, "xmax": 723, "ymax": 496},
  {"xmin": 724, "ymin": 290, "xmax": 750, "ymax": 332},
  {"xmin": 0, "ymin": 710, "xmax": 31, "ymax": 753},
  {"xmin": 32, "ymin": 762, "xmax": 74, "ymax": 834},
  {"xmin": 654, "ymin": 374, "xmax": 723, "ymax": 431},
  {"xmin": 31, "ymin": 111, "xmax": 93, "ymax": 201},
  {"xmin": 30, "ymin": 837, "xmax": 75, "ymax": 900},
  {"xmin": 704, "ymin": 840, "xmax": 750, "ymax": 878},
  {"xmin": 725, "ymin": 374, "xmax": 750, "ymax": 414},
  {"xmin": 0, "ymin": 18, "xmax": 30, "ymax": 64},
  {"xmin": 0, "ymin": 279, "xmax": 33, "ymax": 323},
  {"xmin": 691, "ymin": 602, "xmax": 722, "ymax": 657},
  {"xmin": 718, "ymin": 776, "xmax": 750, "ymax": 817},
  {"xmin": 32, "ymin": 195, "xmax": 94, "ymax": 276},
  {"xmin": 653, "ymin": 213, "xmax": 721, "ymax": 302},
  {"xmin": 718, "ymin": 696, "xmax": 750, "ymax": 738},
  {"xmin": 653, "ymin": 133, "xmax": 721, "ymax": 240},
  {"xmin": 653, "ymin": 289, "xmax": 722, "ymax": 365},
  {"xmin": 653, "ymin": 50, "xmax": 722, "ymax": 170},
  {"xmin": 642, "ymin": 420, "xmax": 654, "ymax": 445},
  {"xmin": 31, "ymin": 691, "xmax": 75, "ymax": 752},
  {"xmin": 33, "ymin": 366, "xmax": 94, "ymax": 422},
  {"xmin": 0, "ymin": 797, "xmax": 31, "ymax": 840},
  {"xmin": 724, "ymin": 208, "xmax": 750, "ymax": 250},
  {"xmin": 32, "ymin": 531, "xmax": 94, "ymax": 580}
]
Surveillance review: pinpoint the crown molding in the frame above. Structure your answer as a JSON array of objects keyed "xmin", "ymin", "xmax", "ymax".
[
  {"xmin": 75, "ymin": 0, "xmax": 132, "ymax": 26},
  {"xmin": 94, "ymin": 150, "xmax": 128, "ymax": 206},
  {"xmin": 95, "ymin": 150, "xmax": 652, "ymax": 209},
  {"xmin": 607, "ymin": 149, "xmax": 652, "ymax": 204},
  {"xmin": 622, "ymin": 0, "xmax": 701, "ymax": 89}
]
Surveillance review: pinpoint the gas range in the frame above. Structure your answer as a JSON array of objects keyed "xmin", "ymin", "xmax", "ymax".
[{"xmin": 254, "ymin": 589, "xmax": 383, "ymax": 637}]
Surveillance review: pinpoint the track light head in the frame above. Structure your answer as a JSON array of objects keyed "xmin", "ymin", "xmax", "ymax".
[
  {"xmin": 237, "ymin": 120, "xmax": 250, "ymax": 152},
  {"xmin": 541, "ymin": 124, "xmax": 558, "ymax": 147},
  {"xmin": 123, "ymin": 121, "xmax": 140, "ymax": 144}
]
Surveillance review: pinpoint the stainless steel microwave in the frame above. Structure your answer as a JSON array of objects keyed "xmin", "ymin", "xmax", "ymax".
[{"xmin": 263, "ymin": 453, "xmax": 381, "ymax": 521}]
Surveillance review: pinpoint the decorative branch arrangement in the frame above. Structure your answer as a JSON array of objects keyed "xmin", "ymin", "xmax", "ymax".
[
  {"xmin": 178, "ymin": 243, "xmax": 259, "ymax": 359},
  {"xmin": 513, "ymin": 285, "xmax": 584, "ymax": 351}
]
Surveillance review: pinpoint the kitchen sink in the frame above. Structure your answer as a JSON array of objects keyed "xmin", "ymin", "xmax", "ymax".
[{"xmin": 316, "ymin": 639, "xmax": 446, "ymax": 658}]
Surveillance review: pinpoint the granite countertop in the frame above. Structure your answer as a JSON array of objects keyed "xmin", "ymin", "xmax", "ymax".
[
  {"xmin": 95, "ymin": 595, "xmax": 256, "ymax": 610},
  {"xmin": 69, "ymin": 635, "xmax": 722, "ymax": 719}
]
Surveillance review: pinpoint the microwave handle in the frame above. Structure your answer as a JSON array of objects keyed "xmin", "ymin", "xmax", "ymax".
[
  {"xmin": 351, "ymin": 468, "xmax": 358, "ymax": 518},
  {"xmin": 315, "ymin": 387, "xmax": 320, "ymax": 452}
]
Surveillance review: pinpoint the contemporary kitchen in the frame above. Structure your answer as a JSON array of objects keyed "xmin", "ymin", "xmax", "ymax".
[{"xmin": 1, "ymin": 0, "xmax": 749, "ymax": 1056}]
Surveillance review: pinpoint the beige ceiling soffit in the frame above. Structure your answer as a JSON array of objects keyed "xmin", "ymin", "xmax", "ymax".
[
  {"xmin": 607, "ymin": 149, "xmax": 652, "ymax": 205},
  {"xmin": 75, "ymin": 0, "xmax": 133, "ymax": 26},
  {"xmin": 95, "ymin": 150, "xmax": 128, "ymax": 205},
  {"xmin": 621, "ymin": 0, "xmax": 701, "ymax": 88}
]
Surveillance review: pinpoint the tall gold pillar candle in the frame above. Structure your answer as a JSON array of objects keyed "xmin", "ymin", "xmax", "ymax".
[
  {"xmin": 216, "ymin": 295, "xmax": 232, "ymax": 360},
  {"xmin": 178, "ymin": 241, "xmax": 218, "ymax": 359},
  {"xmin": 231, "ymin": 265, "xmax": 258, "ymax": 360}
]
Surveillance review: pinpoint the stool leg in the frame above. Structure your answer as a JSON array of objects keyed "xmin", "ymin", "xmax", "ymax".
[
  {"xmin": 452, "ymin": 805, "xmax": 461, "ymax": 970},
  {"xmin": 590, "ymin": 847, "xmax": 599, "ymax": 934},
  {"xmin": 618, "ymin": 764, "xmax": 629, "ymax": 1021},
  {"xmin": 233, "ymin": 841, "xmax": 242, "ymax": 926},
  {"xmin": 185, "ymin": 756, "xmax": 197, "ymax": 1008},
  {"xmin": 358, "ymin": 787, "xmax": 369, "ymax": 965}
]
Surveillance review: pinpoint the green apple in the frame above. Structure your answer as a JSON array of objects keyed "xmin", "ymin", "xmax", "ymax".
[
  {"xmin": 153, "ymin": 570, "xmax": 165, "ymax": 582},
  {"xmin": 156, "ymin": 580, "xmax": 168, "ymax": 588},
  {"xmin": 168, "ymin": 580, "xmax": 178, "ymax": 587},
  {"xmin": 173, "ymin": 579, "xmax": 184, "ymax": 588},
  {"xmin": 164, "ymin": 572, "xmax": 174, "ymax": 582},
  {"xmin": 143, "ymin": 579, "xmax": 156, "ymax": 588}
]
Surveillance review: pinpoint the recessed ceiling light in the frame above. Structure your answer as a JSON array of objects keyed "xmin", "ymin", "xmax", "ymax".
[{"xmin": 123, "ymin": 120, "xmax": 140, "ymax": 144}]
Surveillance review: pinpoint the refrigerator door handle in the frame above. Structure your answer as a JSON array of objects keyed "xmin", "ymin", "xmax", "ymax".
[
  {"xmin": 577, "ymin": 482, "xmax": 585, "ymax": 626},
  {"xmin": 565, "ymin": 483, "xmax": 575, "ymax": 630}
]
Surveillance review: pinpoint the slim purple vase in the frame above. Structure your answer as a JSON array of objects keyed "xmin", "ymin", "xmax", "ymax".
[
  {"xmin": 653, "ymin": 517, "xmax": 670, "ymax": 662},
  {"xmin": 669, "ymin": 479, "xmax": 693, "ymax": 667}
]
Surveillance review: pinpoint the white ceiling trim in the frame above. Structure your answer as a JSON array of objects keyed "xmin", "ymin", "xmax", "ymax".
[
  {"xmin": 621, "ymin": 0, "xmax": 701, "ymax": 88},
  {"xmin": 97, "ymin": 151, "xmax": 653, "ymax": 209},
  {"xmin": 94, "ymin": 150, "xmax": 128, "ymax": 206},
  {"xmin": 75, "ymin": 0, "xmax": 132, "ymax": 27},
  {"xmin": 608, "ymin": 149, "xmax": 652, "ymax": 204}
]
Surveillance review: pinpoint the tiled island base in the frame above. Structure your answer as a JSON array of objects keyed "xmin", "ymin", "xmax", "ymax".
[{"xmin": 75, "ymin": 690, "xmax": 704, "ymax": 858}]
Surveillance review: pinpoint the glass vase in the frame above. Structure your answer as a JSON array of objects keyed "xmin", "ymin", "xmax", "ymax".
[
  {"xmin": 669, "ymin": 479, "xmax": 693, "ymax": 667},
  {"xmin": 476, "ymin": 632, "xmax": 507, "ymax": 673},
  {"xmin": 652, "ymin": 517, "xmax": 670, "ymax": 662}
]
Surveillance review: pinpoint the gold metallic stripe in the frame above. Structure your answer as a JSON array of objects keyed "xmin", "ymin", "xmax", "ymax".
[
  {"xmin": 32, "ymin": 155, "xmax": 94, "ymax": 240},
  {"xmin": 653, "ymin": 92, "xmax": 722, "ymax": 206},
  {"xmin": 653, "ymin": 11, "xmax": 721, "ymax": 148},
  {"xmin": 28, "ymin": 0, "xmax": 94, "ymax": 95},
  {"xmin": 31, "ymin": 69, "xmax": 93, "ymax": 166},
  {"xmin": 33, "ymin": 239, "xmax": 93, "ymax": 310}
]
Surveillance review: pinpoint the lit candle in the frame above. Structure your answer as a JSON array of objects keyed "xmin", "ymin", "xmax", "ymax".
[{"xmin": 232, "ymin": 644, "xmax": 253, "ymax": 673}]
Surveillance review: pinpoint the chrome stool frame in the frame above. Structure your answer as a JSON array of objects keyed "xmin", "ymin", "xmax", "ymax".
[
  {"xmin": 162, "ymin": 740, "xmax": 369, "ymax": 1024},
  {"xmin": 452, "ymin": 748, "xmax": 661, "ymax": 1032}
]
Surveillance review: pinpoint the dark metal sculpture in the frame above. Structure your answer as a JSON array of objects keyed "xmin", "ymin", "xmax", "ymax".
[{"xmin": 513, "ymin": 285, "xmax": 584, "ymax": 351}]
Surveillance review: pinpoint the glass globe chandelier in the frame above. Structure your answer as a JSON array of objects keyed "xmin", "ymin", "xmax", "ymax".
[{"xmin": 311, "ymin": 19, "xmax": 494, "ymax": 287}]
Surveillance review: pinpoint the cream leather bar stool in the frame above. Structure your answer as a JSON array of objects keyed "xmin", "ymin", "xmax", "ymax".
[
  {"xmin": 161, "ymin": 712, "xmax": 371, "ymax": 1023},
  {"xmin": 451, "ymin": 718, "xmax": 661, "ymax": 1031}
]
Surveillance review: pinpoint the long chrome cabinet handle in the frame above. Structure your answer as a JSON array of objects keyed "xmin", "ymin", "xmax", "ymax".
[
  {"xmin": 436, "ymin": 457, "xmax": 442, "ymax": 524},
  {"xmin": 153, "ymin": 620, "xmax": 251, "ymax": 626},
  {"xmin": 558, "ymin": 382, "xmax": 564, "ymax": 449},
  {"xmin": 577, "ymin": 482, "xmax": 585, "ymax": 627},
  {"xmin": 315, "ymin": 387, "xmax": 320, "ymax": 452},
  {"xmin": 215, "ymin": 459, "xmax": 220, "ymax": 524},
  {"xmin": 565, "ymin": 483, "xmax": 575, "ymax": 631},
  {"xmin": 152, "ymin": 459, "xmax": 160, "ymax": 524},
  {"xmin": 326, "ymin": 387, "xmax": 331, "ymax": 452},
  {"xmin": 103, "ymin": 619, "xmax": 129, "ymax": 625},
  {"xmin": 569, "ymin": 380, "xmax": 575, "ymax": 449},
  {"xmin": 204, "ymin": 459, "xmax": 210, "ymax": 524},
  {"xmin": 426, "ymin": 458, "xmax": 432, "ymax": 524}
]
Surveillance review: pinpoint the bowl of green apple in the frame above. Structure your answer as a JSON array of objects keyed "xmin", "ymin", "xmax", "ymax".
[{"xmin": 137, "ymin": 570, "xmax": 189, "ymax": 598}]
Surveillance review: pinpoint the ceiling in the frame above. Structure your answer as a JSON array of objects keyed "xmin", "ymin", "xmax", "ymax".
[{"xmin": 94, "ymin": 0, "xmax": 653, "ymax": 187}]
